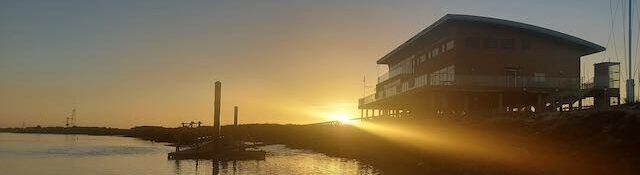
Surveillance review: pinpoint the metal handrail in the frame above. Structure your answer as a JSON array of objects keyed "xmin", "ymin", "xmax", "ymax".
[{"xmin": 359, "ymin": 75, "xmax": 582, "ymax": 106}]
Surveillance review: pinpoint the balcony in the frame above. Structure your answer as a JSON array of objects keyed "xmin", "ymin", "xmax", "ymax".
[
  {"xmin": 358, "ymin": 94, "xmax": 377, "ymax": 107},
  {"xmin": 359, "ymin": 74, "xmax": 581, "ymax": 107},
  {"xmin": 377, "ymin": 72, "xmax": 389, "ymax": 83},
  {"xmin": 454, "ymin": 75, "xmax": 579, "ymax": 89}
]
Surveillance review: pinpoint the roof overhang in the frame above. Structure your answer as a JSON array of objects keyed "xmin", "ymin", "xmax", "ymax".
[{"xmin": 377, "ymin": 14, "xmax": 606, "ymax": 64}]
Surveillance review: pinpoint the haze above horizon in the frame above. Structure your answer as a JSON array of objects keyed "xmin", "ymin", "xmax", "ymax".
[{"xmin": 0, "ymin": 0, "xmax": 634, "ymax": 128}]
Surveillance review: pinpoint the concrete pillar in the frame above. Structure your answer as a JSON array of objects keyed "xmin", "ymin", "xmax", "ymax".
[
  {"xmin": 464, "ymin": 95, "xmax": 470, "ymax": 113},
  {"xmin": 442, "ymin": 97, "xmax": 449, "ymax": 113},
  {"xmin": 568, "ymin": 101, "xmax": 574, "ymax": 111},
  {"xmin": 594, "ymin": 91, "xmax": 611, "ymax": 111},
  {"xmin": 578, "ymin": 99, "xmax": 582, "ymax": 110},
  {"xmin": 498, "ymin": 93, "xmax": 504, "ymax": 113},
  {"xmin": 537, "ymin": 94, "xmax": 544, "ymax": 113},
  {"xmin": 431, "ymin": 95, "xmax": 438, "ymax": 115},
  {"xmin": 365, "ymin": 109, "xmax": 369, "ymax": 118}
]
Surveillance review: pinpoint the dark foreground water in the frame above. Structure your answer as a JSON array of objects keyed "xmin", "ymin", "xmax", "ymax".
[{"xmin": 0, "ymin": 133, "xmax": 381, "ymax": 175}]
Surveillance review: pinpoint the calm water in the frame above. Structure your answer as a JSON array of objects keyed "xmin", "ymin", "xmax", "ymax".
[{"xmin": 0, "ymin": 133, "xmax": 381, "ymax": 175}]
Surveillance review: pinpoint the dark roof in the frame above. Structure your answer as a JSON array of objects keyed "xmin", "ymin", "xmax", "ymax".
[{"xmin": 377, "ymin": 14, "xmax": 606, "ymax": 64}]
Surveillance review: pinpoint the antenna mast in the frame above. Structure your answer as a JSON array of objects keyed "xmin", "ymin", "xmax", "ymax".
[
  {"xmin": 363, "ymin": 76, "xmax": 366, "ymax": 97},
  {"xmin": 627, "ymin": 0, "xmax": 635, "ymax": 103}
]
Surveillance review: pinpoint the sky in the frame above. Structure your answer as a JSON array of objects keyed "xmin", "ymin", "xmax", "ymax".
[{"xmin": 0, "ymin": 0, "xmax": 638, "ymax": 128}]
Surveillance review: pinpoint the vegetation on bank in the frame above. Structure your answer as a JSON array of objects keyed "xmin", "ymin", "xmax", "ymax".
[{"xmin": 0, "ymin": 126, "xmax": 129, "ymax": 136}]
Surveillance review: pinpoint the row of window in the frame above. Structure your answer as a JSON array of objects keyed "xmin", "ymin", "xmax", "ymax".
[
  {"xmin": 533, "ymin": 73, "xmax": 546, "ymax": 82},
  {"xmin": 414, "ymin": 65, "xmax": 456, "ymax": 87},
  {"xmin": 429, "ymin": 65, "xmax": 456, "ymax": 85},
  {"xmin": 418, "ymin": 40, "xmax": 455, "ymax": 63},
  {"xmin": 379, "ymin": 65, "xmax": 456, "ymax": 99},
  {"xmin": 389, "ymin": 55, "xmax": 415, "ymax": 78},
  {"xmin": 465, "ymin": 37, "xmax": 531, "ymax": 49}
]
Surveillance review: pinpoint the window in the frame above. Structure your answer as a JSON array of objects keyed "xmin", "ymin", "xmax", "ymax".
[
  {"xmin": 415, "ymin": 74, "xmax": 429, "ymax": 87},
  {"xmin": 521, "ymin": 39, "xmax": 531, "ymax": 49},
  {"xmin": 465, "ymin": 37, "xmax": 481, "ymax": 48},
  {"xmin": 485, "ymin": 37, "xmax": 498, "ymax": 48},
  {"xmin": 429, "ymin": 65, "xmax": 455, "ymax": 85},
  {"xmin": 446, "ymin": 40, "xmax": 455, "ymax": 51},
  {"xmin": 430, "ymin": 73, "xmax": 439, "ymax": 85},
  {"xmin": 501, "ymin": 39, "xmax": 514, "ymax": 49},
  {"xmin": 534, "ymin": 73, "xmax": 545, "ymax": 82},
  {"xmin": 419, "ymin": 54, "xmax": 426, "ymax": 63},
  {"xmin": 431, "ymin": 48, "xmax": 439, "ymax": 57}
]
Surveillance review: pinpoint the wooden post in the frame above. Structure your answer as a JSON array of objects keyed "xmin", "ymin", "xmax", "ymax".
[
  {"xmin": 214, "ymin": 81, "xmax": 221, "ymax": 139},
  {"xmin": 234, "ymin": 106, "xmax": 238, "ymax": 126}
]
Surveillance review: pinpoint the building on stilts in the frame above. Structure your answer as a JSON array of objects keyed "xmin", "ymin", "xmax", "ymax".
[{"xmin": 359, "ymin": 14, "xmax": 619, "ymax": 118}]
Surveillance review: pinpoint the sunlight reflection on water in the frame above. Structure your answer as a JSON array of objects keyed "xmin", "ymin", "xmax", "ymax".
[{"xmin": 0, "ymin": 133, "xmax": 381, "ymax": 175}]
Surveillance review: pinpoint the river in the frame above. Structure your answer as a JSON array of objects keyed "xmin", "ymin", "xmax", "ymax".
[{"xmin": 0, "ymin": 133, "xmax": 382, "ymax": 175}]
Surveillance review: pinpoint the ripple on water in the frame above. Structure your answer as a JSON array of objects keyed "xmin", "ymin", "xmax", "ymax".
[
  {"xmin": 34, "ymin": 146, "xmax": 163, "ymax": 157},
  {"xmin": 1, "ymin": 133, "xmax": 383, "ymax": 175}
]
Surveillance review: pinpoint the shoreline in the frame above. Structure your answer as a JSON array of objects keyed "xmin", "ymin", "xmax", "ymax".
[{"xmin": 3, "ymin": 105, "xmax": 640, "ymax": 174}]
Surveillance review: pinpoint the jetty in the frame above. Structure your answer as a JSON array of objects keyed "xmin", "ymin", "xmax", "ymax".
[{"xmin": 167, "ymin": 81, "xmax": 266, "ymax": 160}]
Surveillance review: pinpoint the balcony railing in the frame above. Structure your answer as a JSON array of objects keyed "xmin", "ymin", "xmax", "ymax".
[
  {"xmin": 454, "ymin": 75, "xmax": 578, "ymax": 89},
  {"xmin": 377, "ymin": 72, "xmax": 389, "ymax": 83},
  {"xmin": 359, "ymin": 75, "xmax": 583, "ymax": 107},
  {"xmin": 358, "ymin": 94, "xmax": 376, "ymax": 106},
  {"xmin": 377, "ymin": 71, "xmax": 414, "ymax": 84}
]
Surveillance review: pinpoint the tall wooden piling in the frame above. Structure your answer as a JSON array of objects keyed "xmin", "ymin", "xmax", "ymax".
[
  {"xmin": 214, "ymin": 81, "xmax": 221, "ymax": 139},
  {"xmin": 234, "ymin": 106, "xmax": 238, "ymax": 126}
]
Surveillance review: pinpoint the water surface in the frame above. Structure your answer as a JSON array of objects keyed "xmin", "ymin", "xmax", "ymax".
[{"xmin": 0, "ymin": 133, "xmax": 381, "ymax": 175}]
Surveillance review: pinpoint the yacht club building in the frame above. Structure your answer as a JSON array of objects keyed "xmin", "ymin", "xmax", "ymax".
[{"xmin": 359, "ymin": 14, "xmax": 617, "ymax": 117}]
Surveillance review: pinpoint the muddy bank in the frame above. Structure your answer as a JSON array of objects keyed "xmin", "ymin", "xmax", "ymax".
[{"xmin": 3, "ymin": 105, "xmax": 639, "ymax": 174}]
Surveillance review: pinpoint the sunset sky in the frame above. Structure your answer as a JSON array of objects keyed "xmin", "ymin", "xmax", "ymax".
[{"xmin": 0, "ymin": 0, "xmax": 636, "ymax": 128}]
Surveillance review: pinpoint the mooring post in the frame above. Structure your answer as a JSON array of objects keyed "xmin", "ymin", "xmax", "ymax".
[
  {"xmin": 214, "ymin": 81, "xmax": 221, "ymax": 139},
  {"xmin": 234, "ymin": 106, "xmax": 238, "ymax": 126}
]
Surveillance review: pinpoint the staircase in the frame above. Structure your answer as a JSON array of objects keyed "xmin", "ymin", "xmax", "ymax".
[{"xmin": 543, "ymin": 88, "xmax": 594, "ymax": 111}]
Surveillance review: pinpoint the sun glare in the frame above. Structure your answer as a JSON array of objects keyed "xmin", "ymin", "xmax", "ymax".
[{"xmin": 330, "ymin": 114, "xmax": 356, "ymax": 125}]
